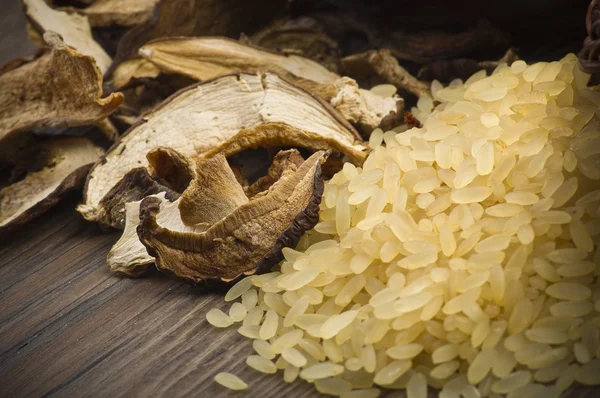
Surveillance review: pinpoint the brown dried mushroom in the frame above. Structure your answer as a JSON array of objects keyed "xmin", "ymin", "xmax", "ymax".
[
  {"xmin": 138, "ymin": 36, "xmax": 340, "ymax": 85},
  {"xmin": 137, "ymin": 37, "xmax": 401, "ymax": 132},
  {"xmin": 79, "ymin": 72, "xmax": 366, "ymax": 227},
  {"xmin": 24, "ymin": 0, "xmax": 112, "ymax": 74},
  {"xmin": 0, "ymin": 136, "xmax": 103, "ymax": 233},
  {"xmin": 0, "ymin": 32, "xmax": 123, "ymax": 143},
  {"xmin": 74, "ymin": 0, "xmax": 160, "ymax": 28},
  {"xmin": 137, "ymin": 151, "xmax": 327, "ymax": 283}
]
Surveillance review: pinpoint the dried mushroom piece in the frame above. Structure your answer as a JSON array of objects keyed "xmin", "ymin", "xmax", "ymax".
[
  {"xmin": 581, "ymin": 0, "xmax": 600, "ymax": 88},
  {"xmin": 0, "ymin": 32, "xmax": 123, "ymax": 143},
  {"xmin": 76, "ymin": 0, "xmax": 160, "ymax": 28},
  {"xmin": 138, "ymin": 37, "xmax": 401, "ymax": 133},
  {"xmin": 331, "ymin": 77, "xmax": 403, "ymax": 135},
  {"xmin": 178, "ymin": 154, "xmax": 249, "ymax": 227},
  {"xmin": 138, "ymin": 36, "xmax": 340, "ymax": 84},
  {"xmin": 108, "ymin": 0, "xmax": 285, "ymax": 76},
  {"xmin": 138, "ymin": 151, "xmax": 327, "ymax": 283},
  {"xmin": 341, "ymin": 48, "xmax": 430, "ymax": 99},
  {"xmin": 245, "ymin": 149, "xmax": 304, "ymax": 198},
  {"xmin": 107, "ymin": 192, "xmax": 204, "ymax": 276},
  {"xmin": 250, "ymin": 26, "xmax": 341, "ymax": 73},
  {"xmin": 80, "ymin": 72, "xmax": 366, "ymax": 226},
  {"xmin": 24, "ymin": 0, "xmax": 111, "ymax": 74},
  {"xmin": 0, "ymin": 136, "xmax": 103, "ymax": 233},
  {"xmin": 111, "ymin": 58, "xmax": 161, "ymax": 90},
  {"xmin": 95, "ymin": 146, "xmax": 194, "ymax": 229}
]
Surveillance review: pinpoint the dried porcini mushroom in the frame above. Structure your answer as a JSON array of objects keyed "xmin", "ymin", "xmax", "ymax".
[
  {"xmin": 108, "ymin": 0, "xmax": 285, "ymax": 76},
  {"xmin": 581, "ymin": 0, "xmax": 600, "ymax": 88},
  {"xmin": 341, "ymin": 48, "xmax": 430, "ymax": 99},
  {"xmin": 250, "ymin": 26, "xmax": 341, "ymax": 73},
  {"xmin": 245, "ymin": 149, "xmax": 304, "ymax": 198},
  {"xmin": 111, "ymin": 58, "xmax": 161, "ymax": 90},
  {"xmin": 137, "ymin": 150, "xmax": 328, "ymax": 283},
  {"xmin": 330, "ymin": 77, "xmax": 403, "ymax": 135},
  {"xmin": 107, "ymin": 192, "xmax": 204, "ymax": 276},
  {"xmin": 388, "ymin": 19, "xmax": 510, "ymax": 64},
  {"xmin": 24, "ymin": 0, "xmax": 111, "ymax": 74},
  {"xmin": 137, "ymin": 37, "xmax": 401, "ymax": 132},
  {"xmin": 0, "ymin": 136, "xmax": 103, "ymax": 233},
  {"xmin": 138, "ymin": 36, "xmax": 340, "ymax": 85},
  {"xmin": 94, "ymin": 146, "xmax": 194, "ymax": 229},
  {"xmin": 74, "ymin": 0, "xmax": 160, "ymax": 28},
  {"xmin": 79, "ymin": 72, "xmax": 366, "ymax": 226},
  {"xmin": 0, "ymin": 32, "xmax": 123, "ymax": 143},
  {"xmin": 178, "ymin": 154, "xmax": 249, "ymax": 227}
]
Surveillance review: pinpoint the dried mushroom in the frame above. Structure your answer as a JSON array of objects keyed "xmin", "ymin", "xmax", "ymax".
[
  {"xmin": 111, "ymin": 58, "xmax": 161, "ymax": 90},
  {"xmin": 250, "ymin": 26, "xmax": 341, "ymax": 73},
  {"xmin": 138, "ymin": 151, "xmax": 327, "ymax": 283},
  {"xmin": 0, "ymin": 32, "xmax": 123, "ymax": 143},
  {"xmin": 341, "ymin": 48, "xmax": 430, "ymax": 99},
  {"xmin": 245, "ymin": 149, "xmax": 304, "ymax": 197},
  {"xmin": 107, "ymin": 192, "xmax": 203, "ymax": 276},
  {"xmin": 137, "ymin": 37, "xmax": 401, "ymax": 132},
  {"xmin": 108, "ymin": 0, "xmax": 285, "ymax": 75},
  {"xmin": 79, "ymin": 72, "xmax": 366, "ymax": 226},
  {"xmin": 138, "ymin": 36, "xmax": 340, "ymax": 85},
  {"xmin": 24, "ymin": 0, "xmax": 112, "ymax": 74},
  {"xmin": 76, "ymin": 0, "xmax": 160, "ymax": 28},
  {"xmin": 331, "ymin": 77, "xmax": 403, "ymax": 134},
  {"xmin": 0, "ymin": 136, "xmax": 103, "ymax": 233},
  {"xmin": 95, "ymin": 146, "xmax": 194, "ymax": 229},
  {"xmin": 581, "ymin": 0, "xmax": 600, "ymax": 88}
]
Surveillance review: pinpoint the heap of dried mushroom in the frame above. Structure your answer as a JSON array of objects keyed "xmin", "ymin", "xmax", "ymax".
[{"xmin": 1, "ymin": 0, "xmax": 599, "ymax": 394}]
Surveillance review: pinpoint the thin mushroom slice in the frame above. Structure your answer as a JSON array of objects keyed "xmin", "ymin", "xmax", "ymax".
[
  {"xmin": 137, "ymin": 37, "xmax": 400, "ymax": 133},
  {"xmin": 341, "ymin": 48, "xmax": 430, "ymax": 99},
  {"xmin": 24, "ymin": 0, "xmax": 111, "ymax": 74},
  {"xmin": 75, "ymin": 0, "xmax": 160, "ymax": 28},
  {"xmin": 107, "ymin": 192, "xmax": 204, "ymax": 276},
  {"xmin": 137, "ymin": 151, "xmax": 328, "ymax": 284},
  {"xmin": 138, "ymin": 36, "xmax": 340, "ymax": 84},
  {"xmin": 94, "ymin": 147, "xmax": 194, "ymax": 229},
  {"xmin": 0, "ymin": 32, "xmax": 123, "ymax": 144},
  {"xmin": 0, "ymin": 136, "xmax": 103, "ymax": 233},
  {"xmin": 79, "ymin": 72, "xmax": 366, "ymax": 226}
]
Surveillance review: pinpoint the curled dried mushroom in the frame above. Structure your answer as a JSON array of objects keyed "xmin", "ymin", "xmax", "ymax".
[
  {"xmin": 80, "ymin": 72, "xmax": 366, "ymax": 226},
  {"xmin": 24, "ymin": 0, "xmax": 112, "ymax": 74},
  {"xmin": 0, "ymin": 136, "xmax": 103, "ymax": 233},
  {"xmin": 137, "ymin": 151, "xmax": 327, "ymax": 283},
  {"xmin": 137, "ymin": 37, "xmax": 402, "ymax": 132},
  {"xmin": 0, "ymin": 32, "xmax": 123, "ymax": 143}
]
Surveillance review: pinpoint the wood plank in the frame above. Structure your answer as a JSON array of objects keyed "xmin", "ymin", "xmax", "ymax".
[{"xmin": 0, "ymin": 197, "xmax": 321, "ymax": 397}]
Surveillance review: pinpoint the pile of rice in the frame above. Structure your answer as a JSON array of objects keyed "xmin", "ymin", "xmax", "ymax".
[{"xmin": 209, "ymin": 53, "xmax": 600, "ymax": 397}]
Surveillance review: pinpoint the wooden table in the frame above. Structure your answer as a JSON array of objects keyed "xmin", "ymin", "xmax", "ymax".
[{"xmin": 0, "ymin": 2, "xmax": 597, "ymax": 397}]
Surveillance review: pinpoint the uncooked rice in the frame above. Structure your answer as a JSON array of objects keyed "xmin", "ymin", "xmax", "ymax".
[{"xmin": 209, "ymin": 54, "xmax": 600, "ymax": 396}]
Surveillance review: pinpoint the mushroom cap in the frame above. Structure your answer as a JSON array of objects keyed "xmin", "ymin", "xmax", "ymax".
[{"xmin": 80, "ymin": 72, "xmax": 365, "ymax": 227}]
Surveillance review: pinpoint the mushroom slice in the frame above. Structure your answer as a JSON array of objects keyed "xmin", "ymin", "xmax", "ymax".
[
  {"xmin": 137, "ymin": 151, "xmax": 327, "ymax": 283},
  {"xmin": 107, "ymin": 192, "xmax": 204, "ymax": 276},
  {"xmin": 111, "ymin": 58, "xmax": 161, "ymax": 90},
  {"xmin": 250, "ymin": 26, "xmax": 341, "ymax": 73},
  {"xmin": 331, "ymin": 77, "xmax": 403, "ymax": 135},
  {"xmin": 79, "ymin": 72, "xmax": 365, "ymax": 226},
  {"xmin": 77, "ymin": 0, "xmax": 160, "ymax": 28},
  {"xmin": 138, "ymin": 36, "xmax": 340, "ymax": 85},
  {"xmin": 0, "ymin": 136, "xmax": 103, "ymax": 233},
  {"xmin": 24, "ymin": 0, "xmax": 111, "ymax": 74},
  {"xmin": 341, "ymin": 48, "xmax": 430, "ymax": 99},
  {"xmin": 0, "ymin": 32, "xmax": 123, "ymax": 144},
  {"xmin": 95, "ymin": 147, "xmax": 194, "ymax": 229}
]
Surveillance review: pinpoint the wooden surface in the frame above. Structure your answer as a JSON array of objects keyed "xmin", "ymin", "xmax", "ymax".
[{"xmin": 0, "ymin": 2, "xmax": 598, "ymax": 397}]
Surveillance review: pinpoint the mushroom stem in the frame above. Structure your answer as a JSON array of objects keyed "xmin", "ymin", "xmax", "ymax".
[{"xmin": 178, "ymin": 154, "xmax": 248, "ymax": 226}]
